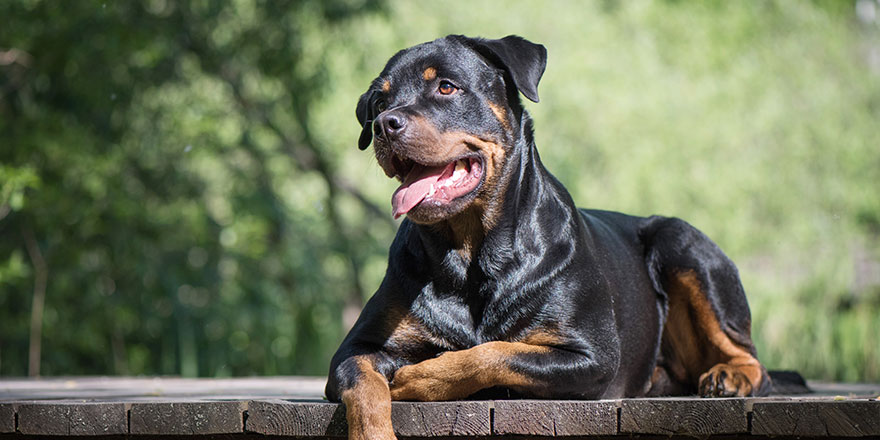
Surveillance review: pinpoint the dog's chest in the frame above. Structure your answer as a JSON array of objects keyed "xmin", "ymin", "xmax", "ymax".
[{"xmin": 407, "ymin": 281, "xmax": 548, "ymax": 350}]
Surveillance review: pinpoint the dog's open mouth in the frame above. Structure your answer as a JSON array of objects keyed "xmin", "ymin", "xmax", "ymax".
[{"xmin": 391, "ymin": 156, "xmax": 483, "ymax": 219}]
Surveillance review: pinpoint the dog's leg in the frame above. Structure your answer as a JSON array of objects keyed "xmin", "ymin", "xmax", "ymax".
[
  {"xmin": 642, "ymin": 216, "xmax": 771, "ymax": 397},
  {"xmin": 335, "ymin": 356, "xmax": 396, "ymax": 440},
  {"xmin": 668, "ymin": 269, "xmax": 769, "ymax": 397},
  {"xmin": 389, "ymin": 341, "xmax": 613, "ymax": 401}
]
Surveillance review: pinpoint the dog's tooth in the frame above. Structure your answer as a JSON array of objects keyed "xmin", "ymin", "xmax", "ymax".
[{"xmin": 451, "ymin": 160, "xmax": 468, "ymax": 183}]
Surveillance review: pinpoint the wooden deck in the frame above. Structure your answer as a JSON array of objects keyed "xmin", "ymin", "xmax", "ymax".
[{"xmin": 1, "ymin": 376, "xmax": 878, "ymax": 438}]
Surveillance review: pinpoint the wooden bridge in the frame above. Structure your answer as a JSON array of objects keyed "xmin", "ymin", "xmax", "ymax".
[{"xmin": 1, "ymin": 376, "xmax": 878, "ymax": 438}]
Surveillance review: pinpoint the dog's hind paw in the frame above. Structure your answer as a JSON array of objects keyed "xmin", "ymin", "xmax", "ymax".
[{"xmin": 698, "ymin": 363, "xmax": 757, "ymax": 397}]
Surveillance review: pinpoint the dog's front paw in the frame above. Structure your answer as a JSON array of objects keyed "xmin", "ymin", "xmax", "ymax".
[
  {"xmin": 389, "ymin": 353, "xmax": 473, "ymax": 401},
  {"xmin": 699, "ymin": 363, "xmax": 754, "ymax": 397},
  {"xmin": 390, "ymin": 363, "xmax": 445, "ymax": 401}
]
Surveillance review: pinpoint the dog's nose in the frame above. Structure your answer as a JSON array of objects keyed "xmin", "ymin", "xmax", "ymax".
[{"xmin": 374, "ymin": 111, "xmax": 407, "ymax": 140}]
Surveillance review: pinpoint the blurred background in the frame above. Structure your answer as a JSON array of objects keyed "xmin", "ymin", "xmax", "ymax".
[{"xmin": 1, "ymin": 0, "xmax": 878, "ymax": 382}]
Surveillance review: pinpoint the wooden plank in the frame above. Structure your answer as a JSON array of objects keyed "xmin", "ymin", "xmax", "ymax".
[
  {"xmin": 807, "ymin": 381, "xmax": 880, "ymax": 397},
  {"xmin": 0, "ymin": 376, "xmax": 326, "ymax": 400},
  {"xmin": 247, "ymin": 400, "xmax": 491, "ymax": 437},
  {"xmin": 391, "ymin": 401, "xmax": 490, "ymax": 437},
  {"xmin": 752, "ymin": 400, "xmax": 880, "ymax": 437},
  {"xmin": 492, "ymin": 400, "xmax": 617, "ymax": 436},
  {"xmin": 2, "ymin": 377, "xmax": 880, "ymax": 438},
  {"xmin": 129, "ymin": 401, "xmax": 244, "ymax": 435},
  {"xmin": 17, "ymin": 403, "xmax": 68, "ymax": 436},
  {"xmin": 246, "ymin": 400, "xmax": 346, "ymax": 437},
  {"xmin": 0, "ymin": 403, "xmax": 15, "ymax": 433},
  {"xmin": 16, "ymin": 402, "xmax": 126, "ymax": 436},
  {"xmin": 619, "ymin": 398, "xmax": 748, "ymax": 436},
  {"xmin": 5, "ymin": 377, "xmax": 880, "ymax": 401}
]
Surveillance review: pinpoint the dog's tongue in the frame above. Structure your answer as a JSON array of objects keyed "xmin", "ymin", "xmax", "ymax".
[{"xmin": 391, "ymin": 162, "xmax": 455, "ymax": 219}]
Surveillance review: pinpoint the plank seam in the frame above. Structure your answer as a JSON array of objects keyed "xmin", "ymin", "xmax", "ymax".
[
  {"xmin": 242, "ymin": 408, "xmax": 249, "ymax": 433},
  {"xmin": 616, "ymin": 405, "xmax": 621, "ymax": 434},
  {"xmin": 126, "ymin": 408, "xmax": 131, "ymax": 435},
  {"xmin": 747, "ymin": 408, "xmax": 753, "ymax": 434},
  {"xmin": 14, "ymin": 408, "xmax": 19, "ymax": 434},
  {"xmin": 489, "ymin": 401, "xmax": 495, "ymax": 435}
]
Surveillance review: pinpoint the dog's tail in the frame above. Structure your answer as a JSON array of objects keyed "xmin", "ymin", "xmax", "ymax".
[{"xmin": 768, "ymin": 370, "xmax": 811, "ymax": 395}]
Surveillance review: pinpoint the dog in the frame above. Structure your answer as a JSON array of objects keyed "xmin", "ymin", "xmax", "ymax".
[{"xmin": 326, "ymin": 35, "xmax": 771, "ymax": 440}]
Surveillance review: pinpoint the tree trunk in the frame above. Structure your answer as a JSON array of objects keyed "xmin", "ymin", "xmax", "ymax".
[{"xmin": 22, "ymin": 226, "xmax": 47, "ymax": 378}]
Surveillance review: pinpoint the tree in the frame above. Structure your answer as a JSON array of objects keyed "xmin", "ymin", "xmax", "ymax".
[{"xmin": 0, "ymin": 0, "xmax": 390, "ymax": 376}]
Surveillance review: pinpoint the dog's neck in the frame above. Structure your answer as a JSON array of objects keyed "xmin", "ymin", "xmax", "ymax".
[
  {"xmin": 429, "ymin": 207, "xmax": 487, "ymax": 263},
  {"xmin": 422, "ymin": 111, "xmax": 534, "ymax": 262},
  {"xmin": 414, "ymin": 112, "xmax": 581, "ymax": 281}
]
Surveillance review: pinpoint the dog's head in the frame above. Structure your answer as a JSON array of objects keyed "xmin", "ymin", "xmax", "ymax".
[{"xmin": 356, "ymin": 35, "xmax": 547, "ymax": 224}]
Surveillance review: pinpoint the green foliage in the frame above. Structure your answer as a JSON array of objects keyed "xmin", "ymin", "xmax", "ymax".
[
  {"xmin": 1, "ymin": 0, "xmax": 391, "ymax": 376},
  {"xmin": 1, "ymin": 0, "xmax": 878, "ymax": 381}
]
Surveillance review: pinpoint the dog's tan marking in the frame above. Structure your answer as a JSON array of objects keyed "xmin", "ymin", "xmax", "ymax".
[
  {"xmin": 390, "ymin": 341, "xmax": 552, "ymax": 401},
  {"xmin": 447, "ymin": 132, "xmax": 506, "ymax": 260},
  {"xmin": 382, "ymin": 80, "xmax": 390, "ymax": 93},
  {"xmin": 341, "ymin": 356, "xmax": 395, "ymax": 440},
  {"xmin": 661, "ymin": 270, "xmax": 763, "ymax": 397},
  {"xmin": 384, "ymin": 310, "xmax": 448, "ymax": 350},
  {"xmin": 487, "ymin": 101, "xmax": 510, "ymax": 130},
  {"xmin": 521, "ymin": 328, "xmax": 566, "ymax": 346},
  {"xmin": 422, "ymin": 67, "xmax": 437, "ymax": 81}
]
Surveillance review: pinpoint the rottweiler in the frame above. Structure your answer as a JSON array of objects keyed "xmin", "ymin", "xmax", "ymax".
[{"xmin": 326, "ymin": 35, "xmax": 771, "ymax": 440}]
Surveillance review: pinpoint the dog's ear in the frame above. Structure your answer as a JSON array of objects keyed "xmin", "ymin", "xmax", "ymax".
[
  {"xmin": 356, "ymin": 89, "xmax": 376, "ymax": 150},
  {"xmin": 461, "ymin": 35, "xmax": 547, "ymax": 103}
]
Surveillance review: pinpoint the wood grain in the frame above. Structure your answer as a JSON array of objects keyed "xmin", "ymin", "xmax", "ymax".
[
  {"xmin": 17, "ymin": 402, "xmax": 126, "ymax": 436},
  {"xmin": 752, "ymin": 400, "xmax": 880, "ymax": 437},
  {"xmin": 0, "ymin": 403, "xmax": 15, "ymax": 433},
  {"xmin": 247, "ymin": 400, "xmax": 491, "ymax": 437},
  {"xmin": 129, "ymin": 401, "xmax": 245, "ymax": 435},
  {"xmin": 246, "ymin": 400, "xmax": 346, "ymax": 436},
  {"xmin": 390, "ymin": 401, "xmax": 491, "ymax": 437},
  {"xmin": 493, "ymin": 400, "xmax": 618, "ymax": 436},
  {"xmin": 619, "ymin": 398, "xmax": 748, "ymax": 436}
]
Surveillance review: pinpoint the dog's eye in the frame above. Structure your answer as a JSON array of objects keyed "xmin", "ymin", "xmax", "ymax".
[
  {"xmin": 375, "ymin": 99, "xmax": 387, "ymax": 113},
  {"xmin": 438, "ymin": 81, "xmax": 457, "ymax": 95}
]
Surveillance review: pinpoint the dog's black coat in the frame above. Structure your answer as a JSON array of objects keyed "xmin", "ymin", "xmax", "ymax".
[{"xmin": 326, "ymin": 35, "xmax": 769, "ymax": 406}]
